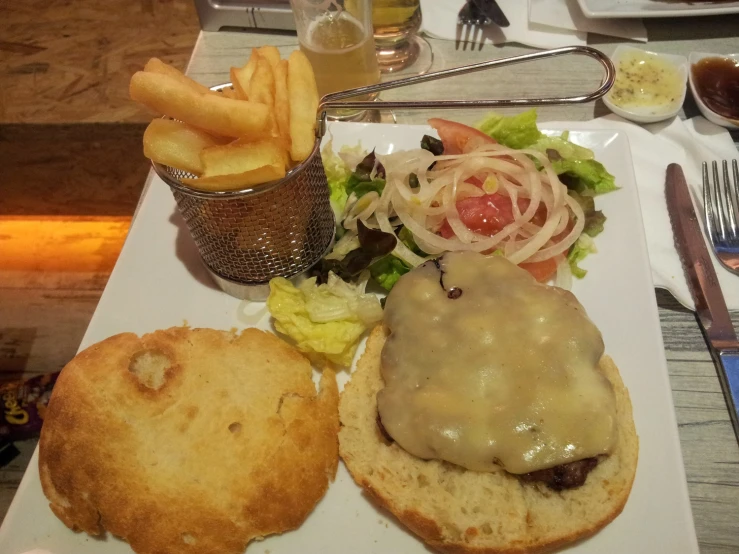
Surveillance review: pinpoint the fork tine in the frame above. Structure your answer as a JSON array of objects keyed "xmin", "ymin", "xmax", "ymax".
[
  {"xmin": 703, "ymin": 162, "xmax": 718, "ymax": 243},
  {"xmin": 456, "ymin": 2, "xmax": 471, "ymax": 51},
  {"xmin": 722, "ymin": 160, "xmax": 738, "ymax": 240},
  {"xmin": 476, "ymin": 12, "xmax": 489, "ymax": 50},
  {"xmin": 713, "ymin": 160, "xmax": 728, "ymax": 241},
  {"xmin": 472, "ymin": 21, "xmax": 483, "ymax": 50},
  {"xmin": 463, "ymin": 21, "xmax": 472, "ymax": 51}
]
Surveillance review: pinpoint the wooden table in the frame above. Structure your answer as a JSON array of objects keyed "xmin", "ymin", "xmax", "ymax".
[{"xmin": 2, "ymin": 15, "xmax": 738, "ymax": 553}]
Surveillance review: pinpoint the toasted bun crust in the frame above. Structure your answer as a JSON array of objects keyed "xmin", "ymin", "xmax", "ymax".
[
  {"xmin": 339, "ymin": 326, "xmax": 638, "ymax": 554},
  {"xmin": 39, "ymin": 327, "xmax": 339, "ymax": 554}
]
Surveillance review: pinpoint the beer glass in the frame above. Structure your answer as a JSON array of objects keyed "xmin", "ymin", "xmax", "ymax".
[
  {"xmin": 290, "ymin": 0, "xmax": 381, "ymax": 104},
  {"xmin": 372, "ymin": 0, "xmax": 433, "ymax": 76}
]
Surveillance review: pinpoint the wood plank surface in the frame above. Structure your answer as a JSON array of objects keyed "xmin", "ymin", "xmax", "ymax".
[
  {"xmin": 0, "ymin": 0, "xmax": 198, "ymax": 532},
  {"xmin": 1, "ymin": 124, "xmax": 149, "ymax": 216},
  {"xmin": 0, "ymin": 0, "xmax": 200, "ymax": 124}
]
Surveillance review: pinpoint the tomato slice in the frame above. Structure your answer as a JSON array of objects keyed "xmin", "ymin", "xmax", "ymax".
[
  {"xmin": 428, "ymin": 120, "xmax": 565, "ymax": 283},
  {"xmin": 428, "ymin": 118, "xmax": 497, "ymax": 155},
  {"xmin": 439, "ymin": 194, "xmax": 546, "ymax": 238},
  {"xmin": 520, "ymin": 257, "xmax": 560, "ymax": 283},
  {"xmin": 437, "ymin": 194, "xmax": 559, "ymax": 282}
]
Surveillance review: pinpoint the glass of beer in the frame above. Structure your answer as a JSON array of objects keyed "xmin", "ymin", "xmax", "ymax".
[
  {"xmin": 290, "ymin": 0, "xmax": 381, "ymax": 118},
  {"xmin": 372, "ymin": 0, "xmax": 433, "ymax": 76}
]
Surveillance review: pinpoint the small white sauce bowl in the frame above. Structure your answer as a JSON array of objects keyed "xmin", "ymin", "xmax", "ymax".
[
  {"xmin": 603, "ymin": 45, "xmax": 688, "ymax": 125},
  {"xmin": 688, "ymin": 52, "xmax": 739, "ymax": 130}
]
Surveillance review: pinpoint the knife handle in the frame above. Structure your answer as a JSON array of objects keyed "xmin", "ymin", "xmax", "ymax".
[{"xmin": 714, "ymin": 349, "xmax": 739, "ymax": 443}]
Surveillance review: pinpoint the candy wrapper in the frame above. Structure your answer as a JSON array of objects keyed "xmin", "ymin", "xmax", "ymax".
[{"xmin": 0, "ymin": 372, "xmax": 59, "ymax": 467}]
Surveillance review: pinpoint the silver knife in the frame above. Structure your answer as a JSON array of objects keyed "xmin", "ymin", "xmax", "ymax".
[
  {"xmin": 470, "ymin": 0, "xmax": 510, "ymax": 27},
  {"xmin": 665, "ymin": 163, "xmax": 739, "ymax": 443}
]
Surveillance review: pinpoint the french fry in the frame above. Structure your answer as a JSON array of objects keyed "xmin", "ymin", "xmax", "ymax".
[
  {"xmin": 247, "ymin": 53, "xmax": 280, "ymax": 138},
  {"xmin": 248, "ymin": 54, "xmax": 275, "ymax": 107},
  {"xmin": 142, "ymin": 119, "xmax": 226, "ymax": 175},
  {"xmin": 231, "ymin": 136, "xmax": 290, "ymax": 167},
  {"xmin": 181, "ymin": 164, "xmax": 285, "ymax": 191},
  {"xmin": 273, "ymin": 59, "xmax": 291, "ymax": 148},
  {"xmin": 143, "ymin": 58, "xmax": 217, "ymax": 96},
  {"xmin": 287, "ymin": 50, "xmax": 319, "ymax": 162},
  {"xmin": 230, "ymin": 53, "xmax": 257, "ymax": 100},
  {"xmin": 130, "ymin": 71, "xmax": 271, "ymax": 139},
  {"xmin": 199, "ymin": 139, "xmax": 287, "ymax": 178},
  {"xmin": 220, "ymin": 86, "xmax": 240, "ymax": 100},
  {"xmin": 257, "ymin": 46, "xmax": 281, "ymax": 68}
]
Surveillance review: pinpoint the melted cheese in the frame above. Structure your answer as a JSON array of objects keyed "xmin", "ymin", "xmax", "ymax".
[{"xmin": 377, "ymin": 252, "xmax": 617, "ymax": 474}]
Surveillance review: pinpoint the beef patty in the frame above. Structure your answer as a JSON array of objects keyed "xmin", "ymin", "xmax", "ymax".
[{"xmin": 377, "ymin": 413, "xmax": 598, "ymax": 491}]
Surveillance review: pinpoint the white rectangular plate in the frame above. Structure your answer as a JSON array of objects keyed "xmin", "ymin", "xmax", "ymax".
[
  {"xmin": 577, "ymin": 0, "xmax": 739, "ymax": 18},
  {"xmin": 0, "ymin": 122, "xmax": 698, "ymax": 554}
]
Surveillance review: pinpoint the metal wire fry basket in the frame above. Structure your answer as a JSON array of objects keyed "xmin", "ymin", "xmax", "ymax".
[
  {"xmin": 151, "ymin": 46, "xmax": 615, "ymax": 301},
  {"xmin": 153, "ymin": 126, "xmax": 335, "ymax": 300}
]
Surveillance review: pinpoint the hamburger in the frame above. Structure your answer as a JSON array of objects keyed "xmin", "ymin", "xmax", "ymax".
[{"xmin": 339, "ymin": 251, "xmax": 638, "ymax": 553}]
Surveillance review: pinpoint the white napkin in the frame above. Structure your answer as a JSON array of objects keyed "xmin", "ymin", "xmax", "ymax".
[
  {"xmin": 550, "ymin": 115, "xmax": 739, "ymax": 310},
  {"xmin": 421, "ymin": 0, "xmax": 587, "ymax": 49},
  {"xmin": 528, "ymin": 0, "xmax": 647, "ymax": 42}
]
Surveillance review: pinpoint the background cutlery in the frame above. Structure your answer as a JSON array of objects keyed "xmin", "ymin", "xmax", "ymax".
[
  {"xmin": 666, "ymin": 163, "xmax": 739, "ymax": 443},
  {"xmin": 703, "ymin": 159, "xmax": 739, "ymax": 275},
  {"xmin": 471, "ymin": 0, "xmax": 510, "ymax": 27}
]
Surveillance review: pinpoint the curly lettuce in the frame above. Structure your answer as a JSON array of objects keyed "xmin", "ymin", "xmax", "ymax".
[
  {"xmin": 321, "ymin": 140, "xmax": 366, "ymax": 223},
  {"xmin": 476, "ymin": 110, "xmax": 618, "ymax": 197},
  {"xmin": 370, "ymin": 255, "xmax": 411, "ymax": 291},
  {"xmin": 476, "ymin": 109, "xmax": 542, "ymax": 150},
  {"xmin": 567, "ymin": 234, "xmax": 598, "ymax": 279},
  {"xmin": 267, "ymin": 273, "xmax": 382, "ymax": 367}
]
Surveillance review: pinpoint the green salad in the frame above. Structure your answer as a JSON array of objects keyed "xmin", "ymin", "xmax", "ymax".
[{"xmin": 268, "ymin": 110, "xmax": 618, "ymax": 366}]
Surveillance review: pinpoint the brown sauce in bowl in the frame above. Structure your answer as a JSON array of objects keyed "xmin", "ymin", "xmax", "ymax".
[{"xmin": 691, "ymin": 57, "xmax": 739, "ymax": 121}]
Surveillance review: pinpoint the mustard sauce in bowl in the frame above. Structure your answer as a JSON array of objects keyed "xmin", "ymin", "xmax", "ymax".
[{"xmin": 604, "ymin": 46, "xmax": 688, "ymax": 124}]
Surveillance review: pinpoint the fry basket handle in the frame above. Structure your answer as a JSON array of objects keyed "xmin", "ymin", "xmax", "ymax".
[{"xmin": 316, "ymin": 45, "xmax": 615, "ymax": 137}]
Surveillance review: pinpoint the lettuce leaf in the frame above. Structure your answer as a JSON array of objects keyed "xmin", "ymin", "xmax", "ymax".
[
  {"xmin": 567, "ymin": 234, "xmax": 597, "ymax": 279},
  {"xmin": 370, "ymin": 255, "xmax": 411, "ymax": 291},
  {"xmin": 398, "ymin": 227, "xmax": 426, "ymax": 256},
  {"xmin": 345, "ymin": 150, "xmax": 386, "ymax": 199},
  {"xmin": 554, "ymin": 159, "xmax": 618, "ymax": 196},
  {"xmin": 266, "ymin": 273, "xmax": 382, "ymax": 367},
  {"xmin": 321, "ymin": 141, "xmax": 352, "ymax": 222},
  {"xmin": 475, "ymin": 109, "xmax": 542, "ymax": 149},
  {"xmin": 569, "ymin": 190, "xmax": 607, "ymax": 237},
  {"xmin": 531, "ymin": 135, "xmax": 594, "ymax": 161},
  {"xmin": 584, "ymin": 210, "xmax": 606, "ymax": 237},
  {"xmin": 315, "ymin": 221, "xmax": 397, "ymax": 283},
  {"xmin": 566, "ymin": 192, "xmax": 606, "ymax": 278},
  {"xmin": 476, "ymin": 110, "xmax": 618, "ymax": 197}
]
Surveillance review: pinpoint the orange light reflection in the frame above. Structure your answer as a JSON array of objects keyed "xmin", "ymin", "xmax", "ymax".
[{"xmin": 0, "ymin": 216, "xmax": 132, "ymax": 273}]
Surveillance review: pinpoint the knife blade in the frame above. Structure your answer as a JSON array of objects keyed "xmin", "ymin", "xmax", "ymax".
[
  {"xmin": 665, "ymin": 163, "xmax": 739, "ymax": 443},
  {"xmin": 470, "ymin": 0, "xmax": 510, "ymax": 27}
]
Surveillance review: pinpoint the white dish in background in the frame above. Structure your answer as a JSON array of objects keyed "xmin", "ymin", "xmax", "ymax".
[
  {"xmin": 688, "ymin": 52, "xmax": 739, "ymax": 130},
  {"xmin": 0, "ymin": 123, "xmax": 699, "ymax": 554},
  {"xmin": 603, "ymin": 45, "xmax": 687, "ymax": 124},
  {"xmin": 577, "ymin": 0, "xmax": 739, "ymax": 18}
]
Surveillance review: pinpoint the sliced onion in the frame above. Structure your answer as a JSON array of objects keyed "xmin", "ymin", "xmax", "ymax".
[
  {"xmin": 343, "ymin": 192, "xmax": 380, "ymax": 232},
  {"xmin": 331, "ymin": 139, "xmax": 592, "ymax": 271}
]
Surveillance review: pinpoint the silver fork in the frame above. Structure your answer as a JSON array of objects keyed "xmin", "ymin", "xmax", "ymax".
[
  {"xmin": 456, "ymin": 0, "xmax": 489, "ymax": 51},
  {"xmin": 703, "ymin": 159, "xmax": 739, "ymax": 274}
]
